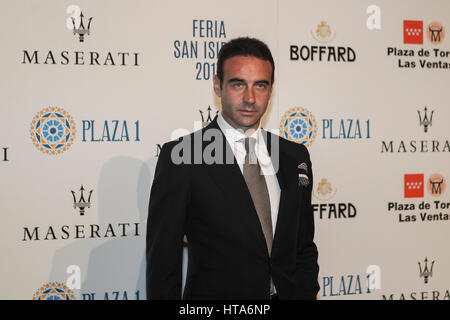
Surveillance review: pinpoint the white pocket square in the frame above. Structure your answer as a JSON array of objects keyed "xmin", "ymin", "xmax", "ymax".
[
  {"xmin": 298, "ymin": 162, "xmax": 308, "ymax": 171},
  {"xmin": 297, "ymin": 162, "xmax": 310, "ymax": 186},
  {"xmin": 298, "ymin": 173, "xmax": 310, "ymax": 186}
]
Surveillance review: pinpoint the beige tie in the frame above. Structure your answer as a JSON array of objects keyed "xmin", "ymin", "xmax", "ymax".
[{"xmin": 242, "ymin": 137, "xmax": 273, "ymax": 256}]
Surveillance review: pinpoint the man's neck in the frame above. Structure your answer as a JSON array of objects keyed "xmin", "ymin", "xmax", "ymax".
[{"xmin": 219, "ymin": 112, "xmax": 261, "ymax": 137}]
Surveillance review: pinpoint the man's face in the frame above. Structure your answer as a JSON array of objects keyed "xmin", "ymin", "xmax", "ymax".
[{"xmin": 214, "ymin": 56, "xmax": 273, "ymax": 132}]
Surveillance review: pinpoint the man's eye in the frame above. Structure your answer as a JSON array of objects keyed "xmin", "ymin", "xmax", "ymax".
[
  {"xmin": 232, "ymin": 83, "xmax": 244, "ymax": 88},
  {"xmin": 256, "ymin": 83, "xmax": 268, "ymax": 89}
]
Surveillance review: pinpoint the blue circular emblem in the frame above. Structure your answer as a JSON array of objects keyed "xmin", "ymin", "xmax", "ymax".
[
  {"xmin": 30, "ymin": 107, "xmax": 76, "ymax": 155},
  {"xmin": 280, "ymin": 107, "xmax": 317, "ymax": 147},
  {"xmin": 32, "ymin": 282, "xmax": 76, "ymax": 300}
]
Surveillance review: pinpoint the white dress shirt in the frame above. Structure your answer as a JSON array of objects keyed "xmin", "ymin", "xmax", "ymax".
[{"xmin": 216, "ymin": 112, "xmax": 281, "ymax": 237}]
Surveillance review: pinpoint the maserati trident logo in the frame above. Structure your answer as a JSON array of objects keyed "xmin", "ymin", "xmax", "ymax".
[
  {"xmin": 71, "ymin": 185, "xmax": 93, "ymax": 215},
  {"xmin": 72, "ymin": 11, "xmax": 93, "ymax": 42},
  {"xmin": 199, "ymin": 105, "xmax": 218, "ymax": 128},
  {"xmin": 418, "ymin": 257, "xmax": 434, "ymax": 284},
  {"xmin": 417, "ymin": 106, "xmax": 434, "ymax": 133}
]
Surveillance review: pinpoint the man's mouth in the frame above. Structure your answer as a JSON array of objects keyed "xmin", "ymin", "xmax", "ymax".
[{"xmin": 238, "ymin": 109, "xmax": 258, "ymax": 116}]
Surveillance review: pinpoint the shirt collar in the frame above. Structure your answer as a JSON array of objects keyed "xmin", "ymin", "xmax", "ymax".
[{"xmin": 217, "ymin": 112, "xmax": 261, "ymax": 146}]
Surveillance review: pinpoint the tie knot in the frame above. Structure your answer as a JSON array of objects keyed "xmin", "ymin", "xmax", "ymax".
[
  {"xmin": 243, "ymin": 137, "xmax": 257, "ymax": 155},
  {"xmin": 242, "ymin": 137, "xmax": 258, "ymax": 166}
]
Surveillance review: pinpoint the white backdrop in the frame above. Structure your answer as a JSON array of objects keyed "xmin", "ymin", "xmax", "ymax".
[{"xmin": 1, "ymin": 0, "xmax": 448, "ymax": 300}]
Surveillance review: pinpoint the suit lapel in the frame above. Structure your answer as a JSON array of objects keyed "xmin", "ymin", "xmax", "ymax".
[
  {"xmin": 201, "ymin": 122, "xmax": 303, "ymax": 257},
  {"xmin": 201, "ymin": 118, "xmax": 269, "ymax": 255}
]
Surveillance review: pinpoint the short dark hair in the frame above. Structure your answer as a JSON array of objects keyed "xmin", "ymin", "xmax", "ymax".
[{"xmin": 216, "ymin": 37, "xmax": 275, "ymax": 87}]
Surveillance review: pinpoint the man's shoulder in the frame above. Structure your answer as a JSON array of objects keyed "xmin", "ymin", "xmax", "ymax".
[
  {"xmin": 159, "ymin": 123, "xmax": 224, "ymax": 166},
  {"xmin": 158, "ymin": 130, "xmax": 197, "ymax": 161},
  {"xmin": 265, "ymin": 130, "xmax": 311, "ymax": 160},
  {"xmin": 160, "ymin": 125, "xmax": 215, "ymax": 151}
]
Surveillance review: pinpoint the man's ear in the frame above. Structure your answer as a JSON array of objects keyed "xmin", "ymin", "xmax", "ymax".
[{"xmin": 213, "ymin": 75, "xmax": 222, "ymax": 98}]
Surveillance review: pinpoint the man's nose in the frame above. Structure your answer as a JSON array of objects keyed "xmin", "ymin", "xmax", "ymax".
[{"xmin": 243, "ymin": 87, "xmax": 256, "ymax": 105}]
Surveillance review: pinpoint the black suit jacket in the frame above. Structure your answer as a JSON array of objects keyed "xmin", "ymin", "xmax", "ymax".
[{"xmin": 146, "ymin": 117, "xmax": 319, "ymax": 300}]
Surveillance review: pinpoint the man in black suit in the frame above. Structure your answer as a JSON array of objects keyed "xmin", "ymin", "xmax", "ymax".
[{"xmin": 146, "ymin": 37, "xmax": 319, "ymax": 300}]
